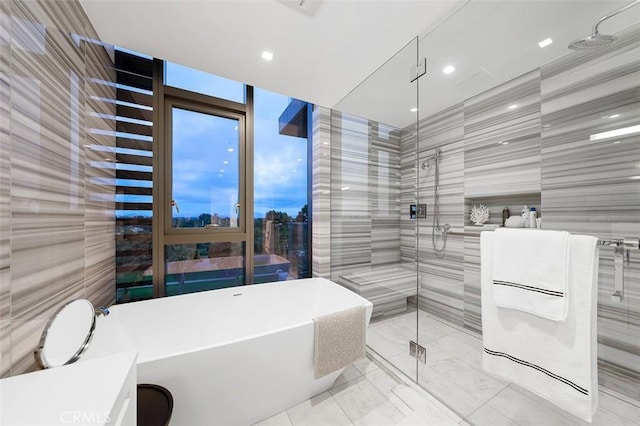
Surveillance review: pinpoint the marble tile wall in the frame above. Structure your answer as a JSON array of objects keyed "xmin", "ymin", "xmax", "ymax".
[
  {"xmin": 328, "ymin": 111, "xmax": 413, "ymax": 318},
  {"xmin": 401, "ymin": 105, "xmax": 466, "ymax": 326},
  {"xmin": 311, "ymin": 106, "xmax": 331, "ymax": 278},
  {"xmin": 0, "ymin": 0, "xmax": 11, "ymax": 377},
  {"xmin": 540, "ymin": 24, "xmax": 640, "ymax": 401},
  {"xmin": 463, "ymin": 69, "xmax": 542, "ymax": 198},
  {"xmin": 317, "ymin": 20, "xmax": 639, "ymax": 402},
  {"xmin": 0, "ymin": 0, "xmax": 115, "ymax": 377}
]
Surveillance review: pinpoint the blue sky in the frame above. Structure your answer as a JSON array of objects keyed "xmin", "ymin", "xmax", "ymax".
[{"xmin": 156, "ymin": 63, "xmax": 307, "ymax": 219}]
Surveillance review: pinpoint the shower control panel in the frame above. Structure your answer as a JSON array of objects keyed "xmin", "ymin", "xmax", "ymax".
[{"xmin": 410, "ymin": 204, "xmax": 427, "ymax": 219}]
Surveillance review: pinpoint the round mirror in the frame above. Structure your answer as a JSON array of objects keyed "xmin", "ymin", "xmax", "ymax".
[{"xmin": 35, "ymin": 299, "xmax": 97, "ymax": 368}]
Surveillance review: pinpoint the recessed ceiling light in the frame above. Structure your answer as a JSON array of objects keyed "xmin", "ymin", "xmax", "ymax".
[
  {"xmin": 261, "ymin": 51, "xmax": 274, "ymax": 61},
  {"xmin": 613, "ymin": 141, "xmax": 621, "ymax": 144},
  {"xmin": 219, "ymin": 169, "xmax": 224, "ymax": 173},
  {"xmin": 508, "ymin": 104, "xmax": 518, "ymax": 110},
  {"xmin": 341, "ymin": 186, "xmax": 350, "ymax": 191},
  {"xmin": 223, "ymin": 160, "xmax": 228, "ymax": 164},
  {"xmin": 410, "ymin": 107, "xmax": 418, "ymax": 113},
  {"xmin": 227, "ymin": 148, "xmax": 234, "ymax": 152},
  {"xmin": 538, "ymin": 38, "xmax": 553, "ymax": 48},
  {"xmin": 442, "ymin": 65, "xmax": 455, "ymax": 74},
  {"xmin": 503, "ymin": 142, "xmax": 509, "ymax": 145},
  {"xmin": 609, "ymin": 114, "xmax": 620, "ymax": 118},
  {"xmin": 296, "ymin": 158, "xmax": 302, "ymax": 162}
]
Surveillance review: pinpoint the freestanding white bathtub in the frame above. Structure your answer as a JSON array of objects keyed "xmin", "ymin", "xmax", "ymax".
[{"xmin": 84, "ymin": 277, "xmax": 373, "ymax": 425}]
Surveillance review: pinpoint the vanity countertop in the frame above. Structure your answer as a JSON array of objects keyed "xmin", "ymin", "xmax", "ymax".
[{"xmin": 0, "ymin": 351, "xmax": 137, "ymax": 426}]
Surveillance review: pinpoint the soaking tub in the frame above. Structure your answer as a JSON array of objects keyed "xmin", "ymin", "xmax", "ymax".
[{"xmin": 84, "ymin": 277, "xmax": 373, "ymax": 425}]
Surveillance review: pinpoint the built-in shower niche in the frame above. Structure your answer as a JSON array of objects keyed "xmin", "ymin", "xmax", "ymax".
[{"xmin": 464, "ymin": 193, "xmax": 542, "ymax": 229}]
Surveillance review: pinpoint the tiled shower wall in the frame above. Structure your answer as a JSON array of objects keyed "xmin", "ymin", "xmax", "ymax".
[
  {"xmin": 0, "ymin": 0, "xmax": 116, "ymax": 377},
  {"xmin": 328, "ymin": 111, "xmax": 403, "ymax": 275},
  {"xmin": 540, "ymin": 25, "xmax": 640, "ymax": 400},
  {"xmin": 399, "ymin": 24, "xmax": 639, "ymax": 401}
]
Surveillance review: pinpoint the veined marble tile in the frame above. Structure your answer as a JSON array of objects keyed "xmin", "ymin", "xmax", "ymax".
[
  {"xmin": 541, "ymin": 23, "xmax": 640, "ymax": 402},
  {"xmin": 312, "ymin": 106, "xmax": 331, "ymax": 278},
  {"xmin": 330, "ymin": 375, "xmax": 405, "ymax": 425},
  {"xmin": 286, "ymin": 391, "xmax": 352, "ymax": 426},
  {"xmin": 2, "ymin": 0, "xmax": 116, "ymax": 377},
  {"xmin": 464, "ymin": 70, "xmax": 541, "ymax": 198},
  {"xmin": 0, "ymin": 0, "xmax": 11, "ymax": 378}
]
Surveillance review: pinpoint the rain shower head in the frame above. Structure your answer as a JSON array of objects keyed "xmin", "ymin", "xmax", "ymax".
[
  {"xmin": 569, "ymin": 0, "xmax": 640, "ymax": 50},
  {"xmin": 568, "ymin": 32, "xmax": 617, "ymax": 50}
]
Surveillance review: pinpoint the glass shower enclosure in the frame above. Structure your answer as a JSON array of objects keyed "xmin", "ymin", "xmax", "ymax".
[{"xmin": 329, "ymin": 1, "xmax": 640, "ymax": 421}]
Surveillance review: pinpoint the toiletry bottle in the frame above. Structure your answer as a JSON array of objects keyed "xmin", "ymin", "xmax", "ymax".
[
  {"xmin": 521, "ymin": 205, "xmax": 529, "ymax": 227},
  {"xmin": 502, "ymin": 207, "xmax": 510, "ymax": 226},
  {"xmin": 529, "ymin": 207, "xmax": 537, "ymax": 228}
]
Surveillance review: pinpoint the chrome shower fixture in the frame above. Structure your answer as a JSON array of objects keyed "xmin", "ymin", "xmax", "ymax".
[{"xmin": 569, "ymin": 0, "xmax": 640, "ymax": 50}]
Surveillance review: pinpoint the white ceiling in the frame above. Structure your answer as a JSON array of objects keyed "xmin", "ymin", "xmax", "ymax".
[
  {"xmin": 79, "ymin": 0, "xmax": 465, "ymax": 108},
  {"xmin": 80, "ymin": 0, "xmax": 640, "ymax": 129},
  {"xmin": 335, "ymin": 1, "xmax": 640, "ymax": 128}
]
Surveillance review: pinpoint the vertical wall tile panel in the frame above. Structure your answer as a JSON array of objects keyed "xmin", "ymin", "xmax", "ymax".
[
  {"xmin": 330, "ymin": 111, "xmax": 372, "ymax": 278},
  {"xmin": 400, "ymin": 129, "xmax": 417, "ymax": 267},
  {"xmin": 9, "ymin": 11, "xmax": 86, "ymax": 373},
  {"xmin": 2, "ymin": 0, "xmax": 115, "ymax": 377},
  {"xmin": 464, "ymin": 70, "xmax": 541, "ymax": 197},
  {"xmin": 541, "ymin": 25, "xmax": 640, "ymax": 401},
  {"xmin": 404, "ymin": 104, "xmax": 465, "ymax": 326},
  {"xmin": 311, "ymin": 106, "xmax": 331, "ymax": 278},
  {"xmin": 329, "ymin": 111, "xmax": 412, "ymax": 317},
  {"xmin": 0, "ymin": 0, "xmax": 12, "ymax": 377}
]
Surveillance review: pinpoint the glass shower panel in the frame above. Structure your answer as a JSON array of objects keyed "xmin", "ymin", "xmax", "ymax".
[
  {"xmin": 415, "ymin": 1, "xmax": 640, "ymax": 419},
  {"xmin": 331, "ymin": 37, "xmax": 420, "ymax": 381}
]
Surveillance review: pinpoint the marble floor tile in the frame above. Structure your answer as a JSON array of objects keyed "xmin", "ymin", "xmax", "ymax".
[
  {"xmin": 285, "ymin": 392, "xmax": 352, "ymax": 426},
  {"xmin": 392, "ymin": 384, "xmax": 461, "ymax": 425},
  {"xmin": 255, "ymin": 353, "xmax": 463, "ymax": 426},
  {"xmin": 332, "ymin": 364, "xmax": 363, "ymax": 388},
  {"xmin": 386, "ymin": 351, "xmax": 486, "ymax": 418},
  {"xmin": 330, "ymin": 376, "xmax": 393, "ymax": 422},
  {"xmin": 351, "ymin": 401, "xmax": 405, "ymax": 426},
  {"xmin": 368, "ymin": 313, "xmax": 640, "ymax": 426},
  {"xmin": 425, "ymin": 348, "xmax": 509, "ymax": 402},
  {"xmin": 432, "ymin": 330, "xmax": 483, "ymax": 370},
  {"xmin": 351, "ymin": 356, "xmax": 380, "ymax": 375},
  {"xmin": 365, "ymin": 367, "xmax": 402, "ymax": 397},
  {"xmin": 417, "ymin": 314, "xmax": 460, "ymax": 343},
  {"xmin": 467, "ymin": 403, "xmax": 518, "ymax": 426},
  {"xmin": 366, "ymin": 328, "xmax": 405, "ymax": 360},
  {"xmin": 486, "ymin": 385, "xmax": 579, "ymax": 425},
  {"xmin": 254, "ymin": 411, "xmax": 293, "ymax": 426}
]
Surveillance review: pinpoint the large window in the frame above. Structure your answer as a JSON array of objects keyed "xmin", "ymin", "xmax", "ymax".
[{"xmin": 115, "ymin": 56, "xmax": 310, "ymax": 303}]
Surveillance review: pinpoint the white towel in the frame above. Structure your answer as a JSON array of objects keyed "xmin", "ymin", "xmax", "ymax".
[
  {"xmin": 481, "ymin": 231, "xmax": 599, "ymax": 422},
  {"xmin": 492, "ymin": 228, "xmax": 570, "ymax": 321},
  {"xmin": 313, "ymin": 306, "xmax": 366, "ymax": 379}
]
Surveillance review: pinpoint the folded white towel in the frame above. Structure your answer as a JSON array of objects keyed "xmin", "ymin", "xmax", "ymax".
[
  {"xmin": 313, "ymin": 306, "xmax": 366, "ymax": 379},
  {"xmin": 481, "ymin": 231, "xmax": 599, "ymax": 422},
  {"xmin": 492, "ymin": 228, "xmax": 570, "ymax": 321}
]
